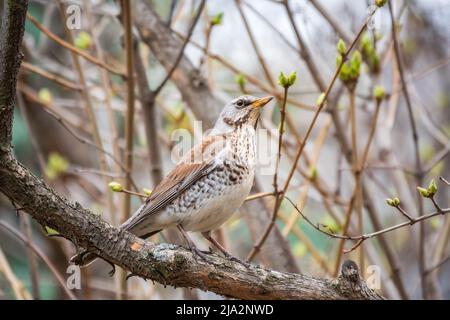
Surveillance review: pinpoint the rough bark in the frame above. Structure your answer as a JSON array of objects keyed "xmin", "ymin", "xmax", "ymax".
[
  {"xmin": 0, "ymin": 0, "xmax": 28, "ymax": 147},
  {"xmin": 0, "ymin": 151, "xmax": 382, "ymax": 300},
  {"xmin": 132, "ymin": 1, "xmax": 300, "ymax": 273}
]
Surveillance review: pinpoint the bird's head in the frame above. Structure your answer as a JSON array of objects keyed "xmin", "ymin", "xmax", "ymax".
[{"xmin": 212, "ymin": 95, "xmax": 273, "ymax": 134}]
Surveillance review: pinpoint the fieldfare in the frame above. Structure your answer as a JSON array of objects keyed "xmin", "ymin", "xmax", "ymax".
[{"xmin": 71, "ymin": 95, "xmax": 273, "ymax": 266}]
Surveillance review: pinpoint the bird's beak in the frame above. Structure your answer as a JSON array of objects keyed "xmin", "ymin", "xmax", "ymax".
[{"xmin": 250, "ymin": 96, "xmax": 273, "ymax": 109}]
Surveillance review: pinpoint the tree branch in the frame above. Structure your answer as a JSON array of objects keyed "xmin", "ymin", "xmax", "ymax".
[{"xmin": 0, "ymin": 151, "xmax": 382, "ymax": 299}]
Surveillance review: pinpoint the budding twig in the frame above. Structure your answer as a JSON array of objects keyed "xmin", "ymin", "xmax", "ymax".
[{"xmin": 285, "ymin": 196, "xmax": 450, "ymax": 254}]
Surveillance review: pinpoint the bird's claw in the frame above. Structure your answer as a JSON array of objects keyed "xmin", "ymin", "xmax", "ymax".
[
  {"xmin": 107, "ymin": 262, "xmax": 116, "ymax": 277},
  {"xmin": 126, "ymin": 273, "xmax": 145, "ymax": 281},
  {"xmin": 226, "ymin": 254, "xmax": 251, "ymax": 268},
  {"xmin": 191, "ymin": 247, "xmax": 210, "ymax": 262}
]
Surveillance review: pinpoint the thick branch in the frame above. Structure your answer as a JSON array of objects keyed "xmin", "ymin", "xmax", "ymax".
[
  {"xmin": 0, "ymin": 153, "xmax": 382, "ymax": 300},
  {"xmin": 0, "ymin": 0, "xmax": 29, "ymax": 148}
]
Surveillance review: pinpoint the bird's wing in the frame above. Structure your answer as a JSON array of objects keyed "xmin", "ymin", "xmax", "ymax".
[{"xmin": 121, "ymin": 135, "xmax": 227, "ymax": 231}]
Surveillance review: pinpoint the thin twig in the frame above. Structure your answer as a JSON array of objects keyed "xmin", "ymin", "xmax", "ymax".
[
  {"xmin": 0, "ymin": 221, "xmax": 77, "ymax": 300},
  {"xmin": 440, "ymin": 177, "xmax": 450, "ymax": 186},
  {"xmin": 388, "ymin": 1, "xmax": 427, "ymax": 299},
  {"xmin": 235, "ymin": 0, "xmax": 275, "ymax": 88},
  {"xmin": 118, "ymin": 0, "xmax": 136, "ymax": 300},
  {"xmin": 153, "ymin": 0, "xmax": 206, "ymax": 95},
  {"xmin": 21, "ymin": 61, "xmax": 82, "ymax": 91},
  {"xmin": 247, "ymin": 14, "xmax": 372, "ymax": 261},
  {"xmin": 285, "ymin": 196, "xmax": 450, "ymax": 253},
  {"xmin": 26, "ymin": 13, "xmax": 125, "ymax": 76}
]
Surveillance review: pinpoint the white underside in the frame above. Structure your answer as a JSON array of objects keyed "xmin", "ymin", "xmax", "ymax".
[{"xmin": 180, "ymin": 172, "xmax": 254, "ymax": 232}]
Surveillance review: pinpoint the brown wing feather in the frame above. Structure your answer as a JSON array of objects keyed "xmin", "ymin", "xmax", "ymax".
[{"xmin": 121, "ymin": 135, "xmax": 226, "ymax": 231}]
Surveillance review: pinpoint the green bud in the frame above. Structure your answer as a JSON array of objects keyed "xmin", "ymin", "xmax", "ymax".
[
  {"xmin": 375, "ymin": 0, "xmax": 387, "ymax": 8},
  {"xmin": 351, "ymin": 50, "xmax": 362, "ymax": 66},
  {"xmin": 143, "ymin": 188, "xmax": 152, "ymax": 196},
  {"xmin": 109, "ymin": 181, "xmax": 124, "ymax": 192},
  {"xmin": 386, "ymin": 198, "xmax": 400, "ymax": 207},
  {"xmin": 38, "ymin": 88, "xmax": 53, "ymax": 105},
  {"xmin": 278, "ymin": 71, "xmax": 296, "ymax": 88},
  {"xmin": 293, "ymin": 242, "xmax": 307, "ymax": 257},
  {"xmin": 339, "ymin": 62, "xmax": 350, "ymax": 82},
  {"xmin": 235, "ymin": 73, "xmax": 247, "ymax": 87},
  {"xmin": 316, "ymin": 92, "xmax": 326, "ymax": 106},
  {"xmin": 44, "ymin": 226, "xmax": 59, "ymax": 236},
  {"xmin": 278, "ymin": 72, "xmax": 288, "ymax": 87},
  {"xmin": 45, "ymin": 152, "xmax": 69, "ymax": 180},
  {"xmin": 417, "ymin": 186, "xmax": 430, "ymax": 198},
  {"xmin": 428, "ymin": 179, "xmax": 438, "ymax": 196},
  {"xmin": 337, "ymin": 39, "xmax": 347, "ymax": 56},
  {"xmin": 430, "ymin": 216, "xmax": 441, "ymax": 230},
  {"xmin": 287, "ymin": 71, "xmax": 297, "ymax": 86},
  {"xmin": 310, "ymin": 166, "xmax": 318, "ymax": 180},
  {"xmin": 211, "ymin": 12, "xmax": 224, "ymax": 26},
  {"xmin": 361, "ymin": 32, "xmax": 371, "ymax": 51},
  {"xmin": 392, "ymin": 197, "xmax": 400, "ymax": 206},
  {"xmin": 74, "ymin": 31, "xmax": 92, "ymax": 50},
  {"xmin": 373, "ymin": 85, "xmax": 385, "ymax": 102}
]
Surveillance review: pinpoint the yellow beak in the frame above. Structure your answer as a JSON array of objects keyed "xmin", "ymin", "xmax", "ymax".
[{"xmin": 251, "ymin": 96, "xmax": 273, "ymax": 109}]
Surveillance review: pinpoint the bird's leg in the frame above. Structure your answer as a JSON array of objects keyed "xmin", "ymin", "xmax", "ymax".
[
  {"xmin": 201, "ymin": 231, "xmax": 250, "ymax": 268},
  {"xmin": 177, "ymin": 225, "xmax": 209, "ymax": 262}
]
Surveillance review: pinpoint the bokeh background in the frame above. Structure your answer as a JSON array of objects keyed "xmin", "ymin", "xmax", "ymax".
[{"xmin": 1, "ymin": 0, "xmax": 450, "ymax": 299}]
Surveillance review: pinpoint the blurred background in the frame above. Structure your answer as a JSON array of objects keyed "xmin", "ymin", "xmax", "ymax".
[{"xmin": 0, "ymin": 0, "xmax": 449, "ymax": 299}]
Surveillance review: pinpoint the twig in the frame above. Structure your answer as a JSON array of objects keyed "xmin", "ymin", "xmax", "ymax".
[
  {"xmin": 421, "ymin": 144, "xmax": 450, "ymax": 175},
  {"xmin": 18, "ymin": 85, "xmax": 128, "ymax": 174},
  {"xmin": 118, "ymin": 0, "xmax": 136, "ymax": 300},
  {"xmin": 308, "ymin": 0, "xmax": 352, "ymax": 44},
  {"xmin": 0, "ymin": 246, "xmax": 32, "ymax": 300},
  {"xmin": 247, "ymin": 13, "xmax": 372, "ymax": 261},
  {"xmin": 282, "ymin": 0, "xmax": 326, "ymax": 91},
  {"xmin": 26, "ymin": 13, "xmax": 125, "ymax": 76},
  {"xmin": 244, "ymin": 191, "xmax": 282, "ymax": 202},
  {"xmin": 133, "ymin": 41, "xmax": 164, "ymax": 185},
  {"xmin": 20, "ymin": 61, "xmax": 82, "ymax": 91},
  {"xmin": 116, "ymin": 188, "xmax": 148, "ymax": 199},
  {"xmin": 247, "ymin": 85, "xmax": 289, "ymax": 261},
  {"xmin": 396, "ymin": 205, "xmax": 415, "ymax": 223},
  {"xmin": 285, "ymin": 196, "xmax": 450, "ymax": 253},
  {"xmin": 388, "ymin": 1, "xmax": 427, "ymax": 299},
  {"xmin": 0, "ymin": 221, "xmax": 77, "ymax": 300},
  {"xmin": 440, "ymin": 177, "xmax": 450, "ymax": 186},
  {"xmin": 153, "ymin": 0, "xmax": 206, "ymax": 95},
  {"xmin": 19, "ymin": 213, "xmax": 40, "ymax": 299},
  {"xmin": 425, "ymin": 256, "xmax": 450, "ymax": 275},
  {"xmin": 236, "ymin": 0, "xmax": 275, "ymax": 87},
  {"xmin": 173, "ymin": 31, "xmax": 316, "ymax": 111},
  {"xmin": 57, "ymin": 1, "xmax": 118, "ymax": 236}
]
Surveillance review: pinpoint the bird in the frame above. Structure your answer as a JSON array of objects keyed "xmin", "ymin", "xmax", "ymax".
[{"xmin": 71, "ymin": 95, "xmax": 273, "ymax": 267}]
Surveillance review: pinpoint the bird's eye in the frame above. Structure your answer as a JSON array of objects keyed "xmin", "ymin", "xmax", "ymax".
[{"xmin": 236, "ymin": 99, "xmax": 245, "ymax": 108}]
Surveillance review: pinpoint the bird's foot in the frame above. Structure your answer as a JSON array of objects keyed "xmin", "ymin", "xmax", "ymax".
[
  {"xmin": 200, "ymin": 247, "xmax": 214, "ymax": 254},
  {"xmin": 224, "ymin": 253, "xmax": 251, "ymax": 268},
  {"xmin": 191, "ymin": 247, "xmax": 210, "ymax": 262}
]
